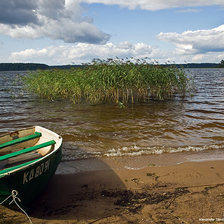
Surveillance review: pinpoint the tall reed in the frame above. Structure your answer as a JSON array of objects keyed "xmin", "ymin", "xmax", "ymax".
[{"xmin": 23, "ymin": 58, "xmax": 193, "ymax": 104}]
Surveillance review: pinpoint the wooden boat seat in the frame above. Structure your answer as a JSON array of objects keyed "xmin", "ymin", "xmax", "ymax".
[
  {"xmin": 0, "ymin": 158, "xmax": 41, "ymax": 176},
  {"xmin": 0, "ymin": 140, "xmax": 56, "ymax": 172},
  {"xmin": 0, "ymin": 140, "xmax": 56, "ymax": 162},
  {"xmin": 6, "ymin": 151, "xmax": 43, "ymax": 168},
  {"xmin": 0, "ymin": 132, "xmax": 42, "ymax": 149}
]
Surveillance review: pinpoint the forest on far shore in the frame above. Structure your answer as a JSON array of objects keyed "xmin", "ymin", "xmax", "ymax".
[{"xmin": 0, "ymin": 61, "xmax": 224, "ymax": 71}]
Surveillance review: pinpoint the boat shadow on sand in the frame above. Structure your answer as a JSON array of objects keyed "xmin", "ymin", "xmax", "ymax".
[{"xmin": 29, "ymin": 145, "xmax": 127, "ymax": 222}]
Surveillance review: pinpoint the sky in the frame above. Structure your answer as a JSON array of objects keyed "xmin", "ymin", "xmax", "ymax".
[{"xmin": 0, "ymin": 0, "xmax": 224, "ymax": 65}]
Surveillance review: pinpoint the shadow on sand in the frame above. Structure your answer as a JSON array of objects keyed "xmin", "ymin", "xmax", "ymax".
[{"xmin": 29, "ymin": 152, "xmax": 126, "ymax": 222}]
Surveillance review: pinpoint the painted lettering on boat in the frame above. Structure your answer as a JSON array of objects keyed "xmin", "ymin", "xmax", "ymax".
[{"xmin": 23, "ymin": 160, "xmax": 50, "ymax": 184}]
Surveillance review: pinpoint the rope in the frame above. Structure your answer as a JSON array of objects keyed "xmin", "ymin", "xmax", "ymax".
[{"xmin": 0, "ymin": 190, "xmax": 33, "ymax": 224}]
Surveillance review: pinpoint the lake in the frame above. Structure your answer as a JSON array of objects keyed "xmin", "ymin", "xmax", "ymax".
[{"xmin": 0, "ymin": 69, "xmax": 224, "ymax": 161}]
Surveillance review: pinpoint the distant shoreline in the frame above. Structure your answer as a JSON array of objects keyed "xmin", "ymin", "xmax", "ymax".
[
  {"xmin": 0, "ymin": 62, "xmax": 223, "ymax": 71},
  {"xmin": 0, "ymin": 63, "xmax": 82, "ymax": 71}
]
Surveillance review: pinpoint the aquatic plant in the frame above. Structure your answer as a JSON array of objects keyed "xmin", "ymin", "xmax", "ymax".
[{"xmin": 23, "ymin": 58, "xmax": 193, "ymax": 105}]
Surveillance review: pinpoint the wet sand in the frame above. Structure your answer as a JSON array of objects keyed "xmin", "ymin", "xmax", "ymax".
[{"xmin": 1, "ymin": 152, "xmax": 224, "ymax": 224}]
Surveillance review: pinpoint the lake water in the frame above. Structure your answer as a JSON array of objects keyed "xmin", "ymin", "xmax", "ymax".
[{"xmin": 0, "ymin": 69, "xmax": 224, "ymax": 161}]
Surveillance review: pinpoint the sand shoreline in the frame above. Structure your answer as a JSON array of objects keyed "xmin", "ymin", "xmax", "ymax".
[{"xmin": 1, "ymin": 152, "xmax": 224, "ymax": 223}]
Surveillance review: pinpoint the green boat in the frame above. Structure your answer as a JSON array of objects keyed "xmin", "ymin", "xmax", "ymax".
[{"xmin": 0, "ymin": 126, "xmax": 62, "ymax": 209}]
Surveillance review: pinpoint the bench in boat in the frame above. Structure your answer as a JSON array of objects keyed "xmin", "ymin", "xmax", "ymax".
[
  {"xmin": 0, "ymin": 158, "xmax": 42, "ymax": 176},
  {"xmin": 0, "ymin": 140, "xmax": 56, "ymax": 161},
  {"xmin": 0, "ymin": 132, "xmax": 42, "ymax": 149},
  {"xmin": 0, "ymin": 132, "xmax": 56, "ymax": 170}
]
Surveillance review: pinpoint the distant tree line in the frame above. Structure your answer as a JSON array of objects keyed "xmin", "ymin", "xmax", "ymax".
[
  {"xmin": 0, "ymin": 63, "xmax": 49, "ymax": 71},
  {"xmin": 0, "ymin": 63, "xmax": 83, "ymax": 71},
  {"xmin": 0, "ymin": 61, "xmax": 224, "ymax": 71},
  {"xmin": 174, "ymin": 63, "xmax": 219, "ymax": 68},
  {"xmin": 177, "ymin": 60, "xmax": 224, "ymax": 68}
]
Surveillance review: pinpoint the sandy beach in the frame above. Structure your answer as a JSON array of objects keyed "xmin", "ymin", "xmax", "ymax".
[{"xmin": 1, "ymin": 151, "xmax": 224, "ymax": 224}]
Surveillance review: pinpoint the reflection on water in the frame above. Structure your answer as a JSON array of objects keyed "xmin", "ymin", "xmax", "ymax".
[{"xmin": 0, "ymin": 69, "xmax": 224, "ymax": 159}]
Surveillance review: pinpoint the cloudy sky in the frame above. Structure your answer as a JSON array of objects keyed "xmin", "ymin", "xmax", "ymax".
[{"xmin": 0, "ymin": 0, "xmax": 224, "ymax": 65}]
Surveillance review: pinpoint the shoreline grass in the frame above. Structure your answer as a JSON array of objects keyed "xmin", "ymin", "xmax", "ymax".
[{"xmin": 23, "ymin": 58, "xmax": 193, "ymax": 105}]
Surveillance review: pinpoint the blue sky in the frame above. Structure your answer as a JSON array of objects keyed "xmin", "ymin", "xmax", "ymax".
[{"xmin": 0, "ymin": 0, "xmax": 224, "ymax": 65}]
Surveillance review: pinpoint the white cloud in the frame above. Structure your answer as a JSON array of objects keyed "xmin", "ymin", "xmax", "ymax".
[
  {"xmin": 0, "ymin": 0, "xmax": 110, "ymax": 44},
  {"xmin": 81, "ymin": 0, "xmax": 224, "ymax": 11},
  {"xmin": 191, "ymin": 52, "xmax": 224, "ymax": 63},
  {"xmin": 157, "ymin": 25, "xmax": 224, "ymax": 54},
  {"xmin": 8, "ymin": 42, "xmax": 158, "ymax": 65},
  {"xmin": 6, "ymin": 40, "xmax": 224, "ymax": 65}
]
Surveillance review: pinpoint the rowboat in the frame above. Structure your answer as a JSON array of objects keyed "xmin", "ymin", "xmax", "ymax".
[{"xmin": 0, "ymin": 126, "xmax": 62, "ymax": 209}]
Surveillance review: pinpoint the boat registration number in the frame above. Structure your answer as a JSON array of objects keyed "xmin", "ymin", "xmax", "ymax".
[{"xmin": 23, "ymin": 160, "xmax": 50, "ymax": 184}]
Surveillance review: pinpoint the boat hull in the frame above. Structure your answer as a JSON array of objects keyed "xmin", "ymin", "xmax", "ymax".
[{"xmin": 0, "ymin": 126, "xmax": 62, "ymax": 209}]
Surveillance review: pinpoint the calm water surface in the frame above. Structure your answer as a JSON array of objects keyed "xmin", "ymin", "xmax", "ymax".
[{"xmin": 0, "ymin": 69, "xmax": 224, "ymax": 160}]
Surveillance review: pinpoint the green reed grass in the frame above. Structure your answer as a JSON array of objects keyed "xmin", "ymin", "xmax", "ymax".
[{"xmin": 23, "ymin": 58, "xmax": 193, "ymax": 105}]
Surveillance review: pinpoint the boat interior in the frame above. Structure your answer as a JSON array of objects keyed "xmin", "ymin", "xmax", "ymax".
[{"xmin": 0, "ymin": 127, "xmax": 56, "ymax": 172}]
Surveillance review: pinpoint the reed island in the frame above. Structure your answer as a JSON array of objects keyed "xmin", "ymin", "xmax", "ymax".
[{"xmin": 23, "ymin": 59, "xmax": 192, "ymax": 105}]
